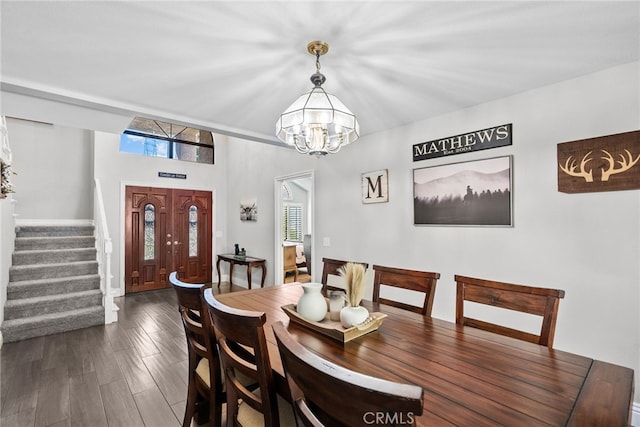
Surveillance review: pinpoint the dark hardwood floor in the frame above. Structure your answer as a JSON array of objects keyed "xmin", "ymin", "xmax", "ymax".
[{"xmin": 1, "ymin": 283, "xmax": 243, "ymax": 427}]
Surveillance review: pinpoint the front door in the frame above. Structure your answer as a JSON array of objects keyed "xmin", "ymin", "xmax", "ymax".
[{"xmin": 125, "ymin": 186, "xmax": 212, "ymax": 293}]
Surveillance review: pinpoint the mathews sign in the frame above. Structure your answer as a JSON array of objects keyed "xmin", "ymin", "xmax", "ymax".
[{"xmin": 413, "ymin": 124, "xmax": 512, "ymax": 161}]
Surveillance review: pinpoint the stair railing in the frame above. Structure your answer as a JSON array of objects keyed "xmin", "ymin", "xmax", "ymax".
[{"xmin": 94, "ymin": 178, "xmax": 117, "ymax": 324}]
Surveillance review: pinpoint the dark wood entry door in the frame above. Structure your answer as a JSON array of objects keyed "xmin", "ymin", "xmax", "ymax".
[{"xmin": 125, "ymin": 186, "xmax": 212, "ymax": 293}]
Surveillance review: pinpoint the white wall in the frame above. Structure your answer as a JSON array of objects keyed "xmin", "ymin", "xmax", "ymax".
[
  {"xmin": 7, "ymin": 119, "xmax": 94, "ymax": 220},
  {"xmin": 225, "ymin": 62, "xmax": 640, "ymax": 395},
  {"xmin": 225, "ymin": 140, "xmax": 315, "ymax": 286},
  {"xmin": 285, "ymin": 179, "xmax": 311, "ymax": 237},
  {"xmin": 93, "ymin": 131, "xmax": 229, "ymax": 294}
]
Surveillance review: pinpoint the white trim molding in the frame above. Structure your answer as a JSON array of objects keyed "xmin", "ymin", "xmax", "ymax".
[{"xmin": 632, "ymin": 402, "xmax": 640, "ymax": 427}]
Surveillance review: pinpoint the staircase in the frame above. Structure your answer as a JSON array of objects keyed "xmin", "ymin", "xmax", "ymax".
[{"xmin": 2, "ymin": 225, "xmax": 104, "ymax": 342}]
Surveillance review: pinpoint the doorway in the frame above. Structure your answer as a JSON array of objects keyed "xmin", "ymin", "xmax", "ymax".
[
  {"xmin": 124, "ymin": 186, "xmax": 212, "ymax": 293},
  {"xmin": 274, "ymin": 171, "xmax": 314, "ymax": 285}
]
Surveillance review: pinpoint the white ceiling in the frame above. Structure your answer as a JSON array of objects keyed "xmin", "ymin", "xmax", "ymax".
[{"xmin": 1, "ymin": 1, "xmax": 638, "ymax": 145}]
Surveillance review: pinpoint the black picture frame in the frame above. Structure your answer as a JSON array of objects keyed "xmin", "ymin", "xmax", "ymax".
[{"xmin": 413, "ymin": 155, "xmax": 513, "ymax": 226}]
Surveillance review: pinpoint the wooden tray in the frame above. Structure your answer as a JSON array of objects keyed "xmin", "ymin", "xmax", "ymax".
[{"xmin": 281, "ymin": 304, "xmax": 387, "ymax": 343}]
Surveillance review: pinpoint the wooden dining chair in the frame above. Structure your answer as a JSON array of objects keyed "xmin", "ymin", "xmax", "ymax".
[
  {"xmin": 169, "ymin": 272, "xmax": 225, "ymax": 427},
  {"xmin": 372, "ymin": 265, "xmax": 440, "ymax": 316},
  {"xmin": 202, "ymin": 289, "xmax": 294, "ymax": 427},
  {"xmin": 320, "ymin": 257, "xmax": 369, "ymax": 295},
  {"xmin": 272, "ymin": 321, "xmax": 424, "ymax": 427},
  {"xmin": 454, "ymin": 275, "xmax": 565, "ymax": 348}
]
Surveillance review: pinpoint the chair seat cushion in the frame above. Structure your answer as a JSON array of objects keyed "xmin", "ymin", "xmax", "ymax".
[
  {"xmin": 195, "ymin": 358, "xmax": 211, "ymax": 388},
  {"xmin": 236, "ymin": 393, "xmax": 295, "ymax": 427},
  {"xmin": 196, "ymin": 358, "xmax": 256, "ymax": 391}
]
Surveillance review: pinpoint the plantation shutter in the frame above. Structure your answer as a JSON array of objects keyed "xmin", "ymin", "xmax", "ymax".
[
  {"xmin": 282, "ymin": 205, "xmax": 288, "ymax": 241},
  {"xmin": 283, "ymin": 203, "xmax": 303, "ymax": 242}
]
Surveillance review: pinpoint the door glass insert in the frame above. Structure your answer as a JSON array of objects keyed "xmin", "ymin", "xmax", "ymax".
[
  {"xmin": 189, "ymin": 205, "xmax": 198, "ymax": 257},
  {"xmin": 144, "ymin": 204, "xmax": 155, "ymax": 260}
]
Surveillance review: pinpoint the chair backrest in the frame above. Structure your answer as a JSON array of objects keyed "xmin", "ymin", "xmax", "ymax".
[
  {"xmin": 454, "ymin": 275, "xmax": 565, "ymax": 348},
  {"xmin": 169, "ymin": 272, "xmax": 209, "ymax": 364},
  {"xmin": 372, "ymin": 265, "xmax": 440, "ymax": 316},
  {"xmin": 284, "ymin": 245, "xmax": 297, "ymax": 270},
  {"xmin": 169, "ymin": 272, "xmax": 225, "ymax": 425},
  {"xmin": 272, "ymin": 321, "xmax": 423, "ymax": 427},
  {"xmin": 320, "ymin": 258, "xmax": 369, "ymax": 295},
  {"xmin": 202, "ymin": 289, "xmax": 281, "ymax": 427},
  {"xmin": 303, "ymin": 234, "xmax": 312, "ymax": 276}
]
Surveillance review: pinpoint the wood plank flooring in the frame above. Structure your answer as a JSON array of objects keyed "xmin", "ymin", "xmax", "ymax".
[
  {"xmin": 1, "ymin": 283, "xmax": 242, "ymax": 427},
  {"xmin": 283, "ymin": 272, "xmax": 311, "ymax": 284}
]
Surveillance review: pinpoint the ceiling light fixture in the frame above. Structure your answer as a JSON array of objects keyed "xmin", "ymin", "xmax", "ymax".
[{"xmin": 276, "ymin": 41, "xmax": 360, "ymax": 156}]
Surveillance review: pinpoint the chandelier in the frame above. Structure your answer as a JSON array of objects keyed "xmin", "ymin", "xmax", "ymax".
[{"xmin": 276, "ymin": 41, "xmax": 360, "ymax": 156}]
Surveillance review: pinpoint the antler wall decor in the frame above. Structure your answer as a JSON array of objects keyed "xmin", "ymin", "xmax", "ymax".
[
  {"xmin": 600, "ymin": 149, "xmax": 640, "ymax": 182},
  {"xmin": 559, "ymin": 151, "xmax": 594, "ymax": 182},
  {"xmin": 557, "ymin": 130, "xmax": 639, "ymax": 193}
]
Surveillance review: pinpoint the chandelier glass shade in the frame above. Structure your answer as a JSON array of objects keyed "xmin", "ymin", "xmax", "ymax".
[{"xmin": 276, "ymin": 41, "xmax": 360, "ymax": 156}]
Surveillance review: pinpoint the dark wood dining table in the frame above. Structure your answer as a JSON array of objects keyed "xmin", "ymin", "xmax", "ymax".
[{"xmin": 214, "ymin": 283, "xmax": 634, "ymax": 426}]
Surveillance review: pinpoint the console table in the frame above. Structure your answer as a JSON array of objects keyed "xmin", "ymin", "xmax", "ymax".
[{"xmin": 216, "ymin": 254, "xmax": 266, "ymax": 289}]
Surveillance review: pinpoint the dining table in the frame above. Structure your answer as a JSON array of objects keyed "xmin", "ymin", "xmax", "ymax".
[{"xmin": 214, "ymin": 282, "xmax": 634, "ymax": 426}]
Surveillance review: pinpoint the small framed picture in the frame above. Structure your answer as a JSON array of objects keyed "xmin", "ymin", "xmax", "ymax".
[
  {"xmin": 413, "ymin": 156, "xmax": 513, "ymax": 226},
  {"xmin": 362, "ymin": 169, "xmax": 389, "ymax": 204},
  {"xmin": 240, "ymin": 198, "xmax": 257, "ymax": 221}
]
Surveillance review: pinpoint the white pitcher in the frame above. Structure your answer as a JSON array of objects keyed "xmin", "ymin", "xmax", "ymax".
[{"xmin": 296, "ymin": 283, "xmax": 327, "ymax": 322}]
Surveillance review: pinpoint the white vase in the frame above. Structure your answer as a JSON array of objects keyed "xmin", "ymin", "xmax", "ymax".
[
  {"xmin": 340, "ymin": 305, "xmax": 370, "ymax": 328},
  {"xmin": 296, "ymin": 283, "xmax": 327, "ymax": 322}
]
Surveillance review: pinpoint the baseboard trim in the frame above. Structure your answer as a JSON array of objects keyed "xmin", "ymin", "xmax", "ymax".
[
  {"xmin": 632, "ymin": 402, "xmax": 640, "ymax": 426},
  {"xmin": 15, "ymin": 219, "xmax": 94, "ymax": 227}
]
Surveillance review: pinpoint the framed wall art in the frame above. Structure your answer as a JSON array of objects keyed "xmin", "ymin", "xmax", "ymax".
[
  {"xmin": 413, "ymin": 156, "xmax": 513, "ymax": 226},
  {"xmin": 240, "ymin": 198, "xmax": 258, "ymax": 221},
  {"xmin": 361, "ymin": 169, "xmax": 389, "ymax": 204}
]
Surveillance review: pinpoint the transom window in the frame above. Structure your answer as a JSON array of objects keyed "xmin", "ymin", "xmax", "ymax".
[{"xmin": 120, "ymin": 117, "xmax": 214, "ymax": 164}]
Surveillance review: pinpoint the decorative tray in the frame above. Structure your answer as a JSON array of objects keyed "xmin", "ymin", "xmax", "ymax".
[{"xmin": 281, "ymin": 304, "xmax": 387, "ymax": 343}]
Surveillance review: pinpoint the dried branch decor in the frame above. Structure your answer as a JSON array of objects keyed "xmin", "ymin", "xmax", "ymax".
[{"xmin": 339, "ymin": 262, "xmax": 366, "ymax": 307}]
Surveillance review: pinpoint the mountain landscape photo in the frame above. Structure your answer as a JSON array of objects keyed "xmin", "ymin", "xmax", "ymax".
[
  {"xmin": 414, "ymin": 168, "xmax": 510, "ymax": 200},
  {"xmin": 413, "ymin": 159, "xmax": 512, "ymax": 226}
]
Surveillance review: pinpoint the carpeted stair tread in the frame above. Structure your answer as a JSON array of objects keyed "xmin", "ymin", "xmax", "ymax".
[
  {"xmin": 4, "ymin": 290, "xmax": 103, "ymax": 320},
  {"xmin": 1, "ymin": 306, "xmax": 104, "ymax": 342},
  {"xmin": 5, "ymin": 289, "xmax": 103, "ymax": 308},
  {"xmin": 12, "ymin": 247, "xmax": 97, "ymax": 265},
  {"xmin": 7, "ymin": 274, "xmax": 100, "ymax": 290},
  {"xmin": 10, "ymin": 260, "xmax": 98, "ymax": 282},
  {"xmin": 15, "ymin": 225, "xmax": 94, "ymax": 238},
  {"xmin": 2, "ymin": 306, "xmax": 104, "ymax": 328},
  {"xmin": 10, "ymin": 260, "xmax": 98, "ymax": 270},
  {"xmin": 15, "ymin": 235, "xmax": 95, "ymax": 250}
]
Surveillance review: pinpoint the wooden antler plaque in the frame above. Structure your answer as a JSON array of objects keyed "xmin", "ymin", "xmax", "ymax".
[{"xmin": 557, "ymin": 130, "xmax": 639, "ymax": 193}]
